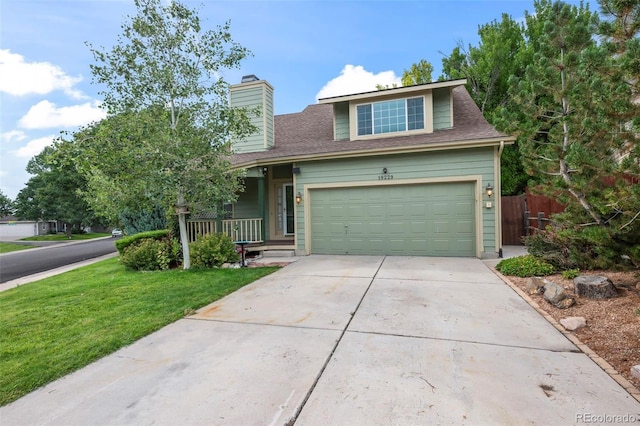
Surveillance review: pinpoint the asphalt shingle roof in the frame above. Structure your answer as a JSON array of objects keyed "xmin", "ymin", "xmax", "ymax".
[{"xmin": 231, "ymin": 85, "xmax": 509, "ymax": 166}]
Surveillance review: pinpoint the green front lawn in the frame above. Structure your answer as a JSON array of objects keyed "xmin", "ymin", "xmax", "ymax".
[
  {"xmin": 0, "ymin": 242, "xmax": 34, "ymax": 254},
  {"xmin": 0, "ymin": 258, "xmax": 279, "ymax": 406},
  {"xmin": 21, "ymin": 232, "xmax": 111, "ymax": 241}
]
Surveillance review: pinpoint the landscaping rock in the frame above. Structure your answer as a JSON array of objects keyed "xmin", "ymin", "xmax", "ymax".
[
  {"xmin": 574, "ymin": 275, "xmax": 618, "ymax": 299},
  {"xmin": 560, "ymin": 316, "xmax": 586, "ymax": 330},
  {"xmin": 554, "ymin": 297, "xmax": 576, "ymax": 309},
  {"xmin": 631, "ymin": 365, "xmax": 640, "ymax": 380},
  {"xmin": 525, "ymin": 277, "xmax": 546, "ymax": 295},
  {"xmin": 543, "ymin": 280, "xmax": 567, "ymax": 305}
]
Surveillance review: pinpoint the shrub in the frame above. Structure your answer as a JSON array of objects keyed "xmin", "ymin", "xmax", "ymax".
[
  {"xmin": 525, "ymin": 224, "xmax": 638, "ymax": 271},
  {"xmin": 190, "ymin": 233, "xmax": 239, "ymax": 269},
  {"xmin": 115, "ymin": 229, "xmax": 170, "ymax": 254},
  {"xmin": 496, "ymin": 255, "xmax": 556, "ymax": 277},
  {"xmin": 119, "ymin": 204, "xmax": 168, "ymax": 236},
  {"xmin": 524, "ymin": 204, "xmax": 640, "ymax": 271},
  {"xmin": 120, "ymin": 237, "xmax": 180, "ymax": 271},
  {"xmin": 561, "ymin": 268, "xmax": 580, "ymax": 279}
]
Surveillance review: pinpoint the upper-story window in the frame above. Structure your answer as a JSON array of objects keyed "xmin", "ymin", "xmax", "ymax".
[{"xmin": 356, "ymin": 97, "xmax": 424, "ymax": 136}]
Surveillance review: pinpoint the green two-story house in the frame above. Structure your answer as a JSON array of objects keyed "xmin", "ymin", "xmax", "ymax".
[{"xmin": 203, "ymin": 75, "xmax": 514, "ymax": 258}]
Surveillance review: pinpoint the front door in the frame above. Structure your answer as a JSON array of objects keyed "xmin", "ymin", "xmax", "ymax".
[
  {"xmin": 283, "ymin": 184, "xmax": 295, "ymax": 235},
  {"xmin": 275, "ymin": 183, "xmax": 295, "ymax": 237}
]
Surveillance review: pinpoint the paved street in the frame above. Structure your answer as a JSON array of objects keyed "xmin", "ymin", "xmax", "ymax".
[{"xmin": 0, "ymin": 238, "xmax": 117, "ymax": 283}]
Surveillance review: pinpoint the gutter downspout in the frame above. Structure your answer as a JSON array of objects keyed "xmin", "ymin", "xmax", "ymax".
[{"xmin": 498, "ymin": 140, "xmax": 505, "ymax": 258}]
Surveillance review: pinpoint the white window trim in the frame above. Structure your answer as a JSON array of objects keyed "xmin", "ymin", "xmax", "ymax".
[{"xmin": 349, "ymin": 91, "xmax": 433, "ymax": 140}]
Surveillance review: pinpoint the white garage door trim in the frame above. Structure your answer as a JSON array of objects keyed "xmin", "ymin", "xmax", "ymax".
[{"xmin": 303, "ymin": 175, "xmax": 484, "ymax": 257}]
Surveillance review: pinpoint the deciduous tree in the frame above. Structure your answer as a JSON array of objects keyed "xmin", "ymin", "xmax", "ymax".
[
  {"xmin": 401, "ymin": 59, "xmax": 433, "ymax": 86},
  {"xmin": 84, "ymin": 0, "xmax": 255, "ymax": 269},
  {"xmin": 440, "ymin": 14, "xmax": 529, "ymax": 195},
  {"xmin": 0, "ymin": 190, "xmax": 15, "ymax": 217},
  {"xmin": 14, "ymin": 145, "xmax": 96, "ymax": 236}
]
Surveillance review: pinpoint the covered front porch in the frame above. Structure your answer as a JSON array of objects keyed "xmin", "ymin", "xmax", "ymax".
[
  {"xmin": 186, "ymin": 164, "xmax": 297, "ymax": 254},
  {"xmin": 186, "ymin": 218, "xmax": 294, "ymax": 250}
]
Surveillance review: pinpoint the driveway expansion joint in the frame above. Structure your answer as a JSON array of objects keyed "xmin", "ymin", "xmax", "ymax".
[
  {"xmin": 344, "ymin": 329, "xmax": 582, "ymax": 353},
  {"xmin": 184, "ymin": 316, "xmax": 344, "ymax": 333},
  {"xmin": 287, "ymin": 255, "xmax": 387, "ymax": 424}
]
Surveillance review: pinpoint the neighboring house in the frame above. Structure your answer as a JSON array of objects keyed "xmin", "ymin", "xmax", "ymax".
[
  {"xmin": 0, "ymin": 216, "xmax": 57, "ymax": 239},
  {"xmin": 193, "ymin": 75, "xmax": 515, "ymax": 258}
]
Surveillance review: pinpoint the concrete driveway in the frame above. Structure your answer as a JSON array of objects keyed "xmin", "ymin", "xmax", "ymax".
[{"xmin": 2, "ymin": 255, "xmax": 639, "ymax": 425}]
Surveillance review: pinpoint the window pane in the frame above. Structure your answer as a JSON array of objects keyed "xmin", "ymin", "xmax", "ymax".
[
  {"xmin": 373, "ymin": 99, "xmax": 406, "ymax": 134},
  {"xmin": 359, "ymin": 97, "xmax": 423, "ymax": 136},
  {"xmin": 357, "ymin": 104, "xmax": 372, "ymax": 135},
  {"xmin": 407, "ymin": 97, "xmax": 424, "ymax": 130}
]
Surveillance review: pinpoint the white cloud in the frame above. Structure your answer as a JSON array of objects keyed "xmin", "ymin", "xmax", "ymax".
[
  {"xmin": 13, "ymin": 135, "xmax": 57, "ymax": 158},
  {"xmin": 316, "ymin": 65, "xmax": 402, "ymax": 100},
  {"xmin": 18, "ymin": 100, "xmax": 106, "ymax": 129},
  {"xmin": 0, "ymin": 130, "xmax": 27, "ymax": 143},
  {"xmin": 0, "ymin": 49, "xmax": 85, "ymax": 99}
]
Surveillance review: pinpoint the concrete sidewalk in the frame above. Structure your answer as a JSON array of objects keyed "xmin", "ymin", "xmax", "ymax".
[{"xmin": 2, "ymin": 255, "xmax": 639, "ymax": 425}]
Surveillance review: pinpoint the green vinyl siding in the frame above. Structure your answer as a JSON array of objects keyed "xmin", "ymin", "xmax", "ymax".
[
  {"xmin": 334, "ymin": 102, "xmax": 350, "ymax": 140},
  {"xmin": 234, "ymin": 179, "xmax": 260, "ymax": 219},
  {"xmin": 433, "ymin": 88, "xmax": 452, "ymax": 130},
  {"xmin": 229, "ymin": 82, "xmax": 274, "ymax": 153},
  {"xmin": 264, "ymin": 88, "xmax": 274, "ymax": 149},
  {"xmin": 295, "ymin": 147, "xmax": 496, "ymax": 256}
]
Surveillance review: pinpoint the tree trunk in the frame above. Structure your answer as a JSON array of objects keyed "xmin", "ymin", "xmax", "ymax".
[
  {"xmin": 178, "ymin": 212, "xmax": 190, "ymax": 270},
  {"xmin": 176, "ymin": 193, "xmax": 191, "ymax": 270}
]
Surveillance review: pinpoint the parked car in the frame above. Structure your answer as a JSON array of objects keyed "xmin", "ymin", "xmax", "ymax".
[{"xmin": 111, "ymin": 228, "xmax": 123, "ymax": 238}]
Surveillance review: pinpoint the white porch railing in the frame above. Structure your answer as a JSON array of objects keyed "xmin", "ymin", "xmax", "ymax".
[
  {"xmin": 187, "ymin": 218, "xmax": 263, "ymax": 243},
  {"xmin": 187, "ymin": 220, "xmax": 218, "ymax": 242},
  {"xmin": 222, "ymin": 218, "xmax": 263, "ymax": 243}
]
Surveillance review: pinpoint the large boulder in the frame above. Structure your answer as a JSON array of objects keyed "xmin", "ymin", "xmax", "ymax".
[
  {"xmin": 574, "ymin": 275, "xmax": 618, "ymax": 299},
  {"xmin": 543, "ymin": 280, "xmax": 567, "ymax": 305},
  {"xmin": 525, "ymin": 277, "xmax": 546, "ymax": 295},
  {"xmin": 542, "ymin": 280, "xmax": 576, "ymax": 308}
]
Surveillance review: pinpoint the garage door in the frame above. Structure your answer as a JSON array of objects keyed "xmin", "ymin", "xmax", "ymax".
[
  {"xmin": 0, "ymin": 222, "xmax": 36, "ymax": 239},
  {"xmin": 310, "ymin": 182, "xmax": 476, "ymax": 256}
]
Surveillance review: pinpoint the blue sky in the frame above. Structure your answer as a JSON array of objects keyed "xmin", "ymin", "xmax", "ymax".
[{"xmin": 0, "ymin": 0, "xmax": 593, "ymax": 200}]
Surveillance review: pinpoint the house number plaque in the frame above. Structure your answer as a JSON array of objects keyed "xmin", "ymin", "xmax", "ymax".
[{"xmin": 378, "ymin": 167, "xmax": 393, "ymax": 180}]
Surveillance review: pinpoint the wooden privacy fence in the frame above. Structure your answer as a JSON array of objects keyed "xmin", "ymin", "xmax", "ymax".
[
  {"xmin": 187, "ymin": 218, "xmax": 263, "ymax": 243},
  {"xmin": 525, "ymin": 188, "xmax": 566, "ymax": 232},
  {"xmin": 501, "ymin": 195, "xmax": 526, "ymax": 245},
  {"xmin": 501, "ymin": 190, "xmax": 567, "ymax": 245}
]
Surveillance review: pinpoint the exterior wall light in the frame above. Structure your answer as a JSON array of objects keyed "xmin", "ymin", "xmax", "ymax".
[
  {"xmin": 296, "ymin": 192, "xmax": 302, "ymax": 204},
  {"xmin": 485, "ymin": 183, "xmax": 494, "ymax": 197}
]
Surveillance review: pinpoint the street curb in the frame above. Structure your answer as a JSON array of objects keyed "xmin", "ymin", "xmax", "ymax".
[{"xmin": 489, "ymin": 266, "xmax": 640, "ymax": 404}]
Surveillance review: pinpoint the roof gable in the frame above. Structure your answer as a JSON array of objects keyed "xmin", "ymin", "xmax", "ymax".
[
  {"xmin": 317, "ymin": 79, "xmax": 467, "ymax": 104},
  {"xmin": 231, "ymin": 85, "xmax": 512, "ymax": 168}
]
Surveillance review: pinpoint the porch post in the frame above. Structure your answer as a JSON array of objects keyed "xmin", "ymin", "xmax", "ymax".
[
  {"xmin": 216, "ymin": 201, "xmax": 223, "ymax": 235},
  {"xmin": 257, "ymin": 176, "xmax": 266, "ymax": 242}
]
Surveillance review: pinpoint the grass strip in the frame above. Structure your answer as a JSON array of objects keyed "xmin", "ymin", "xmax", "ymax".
[
  {"xmin": 0, "ymin": 257, "xmax": 279, "ymax": 406},
  {"xmin": 0, "ymin": 242, "xmax": 34, "ymax": 254}
]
